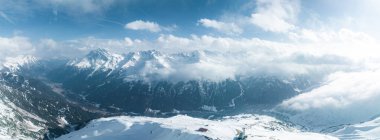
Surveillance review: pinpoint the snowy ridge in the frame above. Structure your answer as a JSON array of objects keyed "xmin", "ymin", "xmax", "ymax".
[
  {"xmin": 68, "ymin": 48, "xmax": 124, "ymax": 76},
  {"xmin": 66, "ymin": 48, "xmax": 325, "ymax": 84},
  {"xmin": 331, "ymin": 116, "xmax": 380, "ymax": 139},
  {"xmin": 1, "ymin": 55, "xmax": 38, "ymax": 72},
  {"xmin": 0, "ymin": 84, "xmax": 45, "ymax": 139},
  {"xmin": 67, "ymin": 49, "xmax": 209, "ymax": 81},
  {"xmin": 69, "ymin": 49, "xmax": 166, "ymax": 71},
  {"xmin": 57, "ymin": 114, "xmax": 338, "ymax": 140}
]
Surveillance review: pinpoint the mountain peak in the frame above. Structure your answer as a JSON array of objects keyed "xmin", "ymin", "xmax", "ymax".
[
  {"xmin": 2, "ymin": 55, "xmax": 38, "ymax": 72},
  {"xmin": 69, "ymin": 48, "xmax": 123, "ymax": 70},
  {"xmin": 127, "ymin": 50, "xmax": 161, "ymax": 59},
  {"xmin": 86, "ymin": 48, "xmax": 111, "ymax": 60}
]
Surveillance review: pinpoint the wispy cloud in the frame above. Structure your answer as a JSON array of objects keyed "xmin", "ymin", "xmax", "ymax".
[
  {"xmin": 198, "ymin": 18, "xmax": 243, "ymax": 35},
  {"xmin": 0, "ymin": 11, "xmax": 14, "ymax": 24}
]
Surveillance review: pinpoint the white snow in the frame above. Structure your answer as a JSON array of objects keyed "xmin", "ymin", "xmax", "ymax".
[
  {"xmin": 68, "ymin": 49, "xmax": 237, "ymax": 81},
  {"xmin": 331, "ymin": 116, "xmax": 380, "ymax": 139},
  {"xmin": 2, "ymin": 55, "xmax": 37, "ymax": 72},
  {"xmin": 57, "ymin": 116, "xmax": 69, "ymax": 128},
  {"xmin": 69, "ymin": 49, "xmax": 124, "ymax": 74},
  {"xmin": 57, "ymin": 114, "xmax": 338, "ymax": 140},
  {"xmin": 200, "ymin": 105, "xmax": 217, "ymax": 112},
  {"xmin": 24, "ymin": 120, "xmax": 44, "ymax": 132},
  {"xmin": 0, "ymin": 90, "xmax": 44, "ymax": 140}
]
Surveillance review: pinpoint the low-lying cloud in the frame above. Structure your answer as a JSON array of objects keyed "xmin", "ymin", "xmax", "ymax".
[
  {"xmin": 2, "ymin": 27, "xmax": 380, "ymax": 129},
  {"xmin": 278, "ymin": 69, "xmax": 380, "ymax": 129},
  {"xmin": 0, "ymin": 27, "xmax": 370, "ymax": 83}
]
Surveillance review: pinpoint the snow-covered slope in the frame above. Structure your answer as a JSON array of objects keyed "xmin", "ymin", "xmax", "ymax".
[
  {"xmin": 1, "ymin": 55, "xmax": 38, "ymax": 72},
  {"xmin": 331, "ymin": 116, "xmax": 380, "ymax": 139},
  {"xmin": 57, "ymin": 114, "xmax": 338, "ymax": 140},
  {"xmin": 0, "ymin": 83, "xmax": 45, "ymax": 140},
  {"xmin": 68, "ymin": 48, "xmax": 123, "ymax": 72}
]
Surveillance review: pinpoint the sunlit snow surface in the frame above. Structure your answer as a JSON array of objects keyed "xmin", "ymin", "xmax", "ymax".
[
  {"xmin": 331, "ymin": 116, "xmax": 380, "ymax": 140},
  {"xmin": 1, "ymin": 55, "xmax": 37, "ymax": 72},
  {"xmin": 57, "ymin": 114, "xmax": 337, "ymax": 140}
]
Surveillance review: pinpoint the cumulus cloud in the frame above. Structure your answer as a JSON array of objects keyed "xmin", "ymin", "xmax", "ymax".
[
  {"xmin": 198, "ymin": 18, "xmax": 243, "ymax": 35},
  {"xmin": 0, "ymin": 36, "xmax": 34, "ymax": 58},
  {"xmin": 125, "ymin": 20, "xmax": 162, "ymax": 32},
  {"xmin": 0, "ymin": 36, "xmax": 35, "ymax": 69},
  {"xmin": 251, "ymin": 0, "xmax": 300, "ymax": 33}
]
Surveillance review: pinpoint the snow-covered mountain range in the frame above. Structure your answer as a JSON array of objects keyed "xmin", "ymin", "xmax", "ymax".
[
  {"xmin": 45, "ymin": 49, "xmax": 310, "ymax": 114},
  {"xmin": 1, "ymin": 48, "xmax": 380, "ymax": 140},
  {"xmin": 1, "ymin": 55, "xmax": 38, "ymax": 73},
  {"xmin": 66, "ymin": 48, "xmax": 219, "ymax": 81}
]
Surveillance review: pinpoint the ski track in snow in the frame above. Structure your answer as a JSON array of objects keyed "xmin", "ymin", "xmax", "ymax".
[{"xmin": 229, "ymin": 82, "xmax": 244, "ymax": 108}]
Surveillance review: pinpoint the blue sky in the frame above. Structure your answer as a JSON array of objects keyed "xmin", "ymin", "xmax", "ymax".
[
  {"xmin": 0, "ymin": 0, "xmax": 249, "ymax": 40},
  {"xmin": 2, "ymin": 0, "xmax": 377, "ymax": 41},
  {"xmin": 1, "ymin": 0, "xmax": 380, "ymax": 55}
]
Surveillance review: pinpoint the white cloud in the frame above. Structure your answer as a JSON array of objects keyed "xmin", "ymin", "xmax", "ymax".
[
  {"xmin": 0, "ymin": 36, "xmax": 35, "ymax": 69},
  {"xmin": 198, "ymin": 18, "xmax": 243, "ymax": 35},
  {"xmin": 289, "ymin": 28, "xmax": 375, "ymax": 43},
  {"xmin": 278, "ymin": 70, "xmax": 380, "ymax": 129},
  {"xmin": 250, "ymin": 0, "xmax": 300, "ymax": 33},
  {"xmin": 124, "ymin": 37, "xmax": 134, "ymax": 46},
  {"xmin": 46, "ymin": 29, "xmax": 372, "ymax": 81},
  {"xmin": 2, "ymin": 0, "xmax": 380, "ymax": 132},
  {"xmin": 0, "ymin": 28, "xmax": 377, "ymax": 83},
  {"xmin": 0, "ymin": 36, "xmax": 34, "ymax": 59},
  {"xmin": 125, "ymin": 20, "xmax": 162, "ymax": 32}
]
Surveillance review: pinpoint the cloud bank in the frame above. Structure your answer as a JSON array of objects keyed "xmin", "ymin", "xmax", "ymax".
[
  {"xmin": 278, "ymin": 69, "xmax": 380, "ymax": 129},
  {"xmin": 0, "ymin": 36, "xmax": 34, "ymax": 59},
  {"xmin": 0, "ymin": 27, "xmax": 369, "ymax": 82}
]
